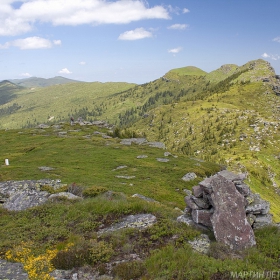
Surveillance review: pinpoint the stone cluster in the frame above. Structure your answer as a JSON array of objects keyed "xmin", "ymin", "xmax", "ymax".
[{"xmin": 184, "ymin": 170, "xmax": 272, "ymax": 250}]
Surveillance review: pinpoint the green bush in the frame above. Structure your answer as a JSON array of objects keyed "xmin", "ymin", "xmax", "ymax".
[
  {"xmin": 82, "ymin": 186, "xmax": 108, "ymax": 198},
  {"xmin": 40, "ymin": 185, "xmax": 68, "ymax": 194},
  {"xmin": 52, "ymin": 239, "xmax": 113, "ymax": 269},
  {"xmin": 112, "ymin": 261, "xmax": 146, "ymax": 280}
]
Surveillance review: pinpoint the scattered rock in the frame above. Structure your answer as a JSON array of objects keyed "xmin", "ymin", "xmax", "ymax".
[
  {"xmin": 188, "ymin": 234, "xmax": 211, "ymax": 254},
  {"xmin": 112, "ymin": 165, "xmax": 127, "ymax": 171},
  {"xmin": 156, "ymin": 158, "xmax": 169, "ymax": 162},
  {"xmin": 132, "ymin": 193, "xmax": 158, "ymax": 203},
  {"xmin": 120, "ymin": 138, "xmax": 147, "ymax": 145},
  {"xmin": 182, "ymin": 172, "xmax": 197, "ymax": 182},
  {"xmin": 137, "ymin": 155, "xmax": 148, "ymax": 159},
  {"xmin": 115, "ymin": 175, "xmax": 135, "ymax": 179},
  {"xmin": 48, "ymin": 192, "xmax": 83, "ymax": 201},
  {"xmin": 98, "ymin": 214, "xmax": 157, "ymax": 234},
  {"xmin": 38, "ymin": 166, "xmax": 55, "ymax": 171}
]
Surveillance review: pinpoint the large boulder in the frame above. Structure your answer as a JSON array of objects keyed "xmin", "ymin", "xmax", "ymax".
[{"xmin": 210, "ymin": 175, "xmax": 256, "ymax": 250}]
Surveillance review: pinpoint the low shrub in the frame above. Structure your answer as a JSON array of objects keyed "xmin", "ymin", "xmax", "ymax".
[
  {"xmin": 52, "ymin": 239, "xmax": 113, "ymax": 270},
  {"xmin": 112, "ymin": 261, "xmax": 146, "ymax": 280},
  {"xmin": 82, "ymin": 186, "xmax": 108, "ymax": 198}
]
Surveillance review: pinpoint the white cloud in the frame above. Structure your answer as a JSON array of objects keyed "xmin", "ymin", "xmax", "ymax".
[
  {"xmin": 273, "ymin": 37, "xmax": 280, "ymax": 43},
  {"xmin": 118, "ymin": 27, "xmax": 153, "ymax": 40},
  {"xmin": 59, "ymin": 68, "xmax": 72, "ymax": 74},
  {"xmin": 168, "ymin": 24, "xmax": 189, "ymax": 30},
  {"xmin": 0, "ymin": 36, "xmax": 59, "ymax": 49},
  {"xmin": 79, "ymin": 61, "xmax": 86, "ymax": 65},
  {"xmin": 183, "ymin": 8, "xmax": 190, "ymax": 14},
  {"xmin": 262, "ymin": 53, "xmax": 270, "ymax": 58},
  {"xmin": 261, "ymin": 52, "xmax": 280, "ymax": 60},
  {"xmin": 168, "ymin": 47, "xmax": 183, "ymax": 54},
  {"xmin": 20, "ymin": 72, "xmax": 32, "ymax": 77},
  {"xmin": 0, "ymin": 0, "xmax": 170, "ymax": 36},
  {"xmin": 12, "ymin": 37, "xmax": 52, "ymax": 49},
  {"xmin": 53, "ymin": 39, "xmax": 61, "ymax": 45}
]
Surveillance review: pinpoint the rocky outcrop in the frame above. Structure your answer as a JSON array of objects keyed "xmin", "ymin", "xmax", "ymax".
[
  {"xmin": 0, "ymin": 180, "xmax": 76, "ymax": 211},
  {"xmin": 180, "ymin": 170, "xmax": 273, "ymax": 250}
]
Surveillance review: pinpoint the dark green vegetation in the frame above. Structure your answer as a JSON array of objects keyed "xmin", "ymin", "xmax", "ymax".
[{"xmin": 0, "ymin": 124, "xmax": 280, "ymax": 279}]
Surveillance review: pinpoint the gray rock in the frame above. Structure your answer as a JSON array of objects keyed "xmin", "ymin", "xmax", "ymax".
[
  {"xmin": 146, "ymin": 142, "xmax": 166, "ymax": 149},
  {"xmin": 235, "ymin": 182, "xmax": 251, "ymax": 196},
  {"xmin": 184, "ymin": 195, "xmax": 201, "ymax": 210},
  {"xmin": 37, "ymin": 124, "xmax": 50, "ymax": 129},
  {"xmin": 192, "ymin": 185, "xmax": 204, "ymax": 198},
  {"xmin": 48, "ymin": 192, "xmax": 82, "ymax": 201},
  {"xmin": 98, "ymin": 214, "xmax": 157, "ymax": 234},
  {"xmin": 112, "ymin": 165, "xmax": 127, "ymax": 171},
  {"xmin": 210, "ymin": 175, "xmax": 256, "ymax": 250},
  {"xmin": 156, "ymin": 158, "xmax": 169, "ymax": 162},
  {"xmin": 120, "ymin": 138, "xmax": 147, "ymax": 145},
  {"xmin": 253, "ymin": 214, "xmax": 273, "ymax": 229},
  {"xmin": 245, "ymin": 193, "xmax": 270, "ymax": 215},
  {"xmin": 218, "ymin": 170, "xmax": 246, "ymax": 182},
  {"xmin": 3, "ymin": 190, "xmax": 49, "ymax": 211},
  {"xmin": 131, "ymin": 194, "xmax": 158, "ymax": 203},
  {"xmin": 192, "ymin": 209, "xmax": 213, "ymax": 228},
  {"xmin": 182, "ymin": 172, "xmax": 197, "ymax": 182},
  {"xmin": 137, "ymin": 155, "xmax": 148, "ymax": 159},
  {"xmin": 115, "ymin": 175, "xmax": 135, "ymax": 179},
  {"xmin": 177, "ymin": 214, "xmax": 195, "ymax": 226},
  {"xmin": 192, "ymin": 196, "xmax": 210, "ymax": 209},
  {"xmin": 38, "ymin": 166, "xmax": 55, "ymax": 171},
  {"xmin": 188, "ymin": 234, "xmax": 211, "ymax": 254}
]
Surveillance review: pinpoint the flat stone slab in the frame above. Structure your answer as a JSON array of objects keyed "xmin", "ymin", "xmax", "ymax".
[
  {"xmin": 132, "ymin": 193, "xmax": 158, "ymax": 203},
  {"xmin": 156, "ymin": 158, "xmax": 169, "ymax": 162},
  {"xmin": 98, "ymin": 214, "xmax": 157, "ymax": 234},
  {"xmin": 182, "ymin": 172, "xmax": 197, "ymax": 182},
  {"xmin": 0, "ymin": 259, "xmax": 28, "ymax": 280}
]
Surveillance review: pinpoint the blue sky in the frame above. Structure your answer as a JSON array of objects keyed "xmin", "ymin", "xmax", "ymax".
[{"xmin": 0, "ymin": 0, "xmax": 279, "ymax": 84}]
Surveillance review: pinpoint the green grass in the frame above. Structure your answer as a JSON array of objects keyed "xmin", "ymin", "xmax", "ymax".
[{"xmin": 1, "ymin": 123, "xmax": 280, "ymax": 279}]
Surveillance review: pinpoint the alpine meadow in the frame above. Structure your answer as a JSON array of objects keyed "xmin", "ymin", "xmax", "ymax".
[{"xmin": 1, "ymin": 59, "xmax": 280, "ymax": 279}]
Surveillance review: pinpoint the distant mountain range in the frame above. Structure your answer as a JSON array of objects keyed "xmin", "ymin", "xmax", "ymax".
[{"xmin": 7, "ymin": 76, "xmax": 83, "ymax": 88}]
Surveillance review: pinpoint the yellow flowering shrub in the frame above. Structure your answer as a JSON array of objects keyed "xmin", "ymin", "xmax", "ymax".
[{"xmin": 5, "ymin": 242, "xmax": 58, "ymax": 280}]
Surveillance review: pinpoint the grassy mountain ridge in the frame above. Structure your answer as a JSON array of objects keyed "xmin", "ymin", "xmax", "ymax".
[
  {"xmin": 1, "ymin": 59, "xmax": 280, "ymax": 222},
  {"xmin": 0, "ymin": 81, "xmax": 136, "ymax": 129},
  {"xmin": 9, "ymin": 76, "xmax": 83, "ymax": 88}
]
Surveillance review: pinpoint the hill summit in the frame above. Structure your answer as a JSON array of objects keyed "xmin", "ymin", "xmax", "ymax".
[{"xmin": 8, "ymin": 76, "xmax": 83, "ymax": 88}]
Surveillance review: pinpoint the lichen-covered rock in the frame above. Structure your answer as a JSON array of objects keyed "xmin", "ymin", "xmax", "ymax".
[
  {"xmin": 3, "ymin": 190, "xmax": 49, "ymax": 211},
  {"xmin": 98, "ymin": 214, "xmax": 157, "ymax": 234},
  {"xmin": 188, "ymin": 234, "xmax": 211, "ymax": 254},
  {"xmin": 182, "ymin": 172, "xmax": 197, "ymax": 182},
  {"xmin": 210, "ymin": 175, "xmax": 256, "ymax": 250},
  {"xmin": 48, "ymin": 192, "xmax": 83, "ymax": 201},
  {"xmin": 245, "ymin": 193, "xmax": 270, "ymax": 215}
]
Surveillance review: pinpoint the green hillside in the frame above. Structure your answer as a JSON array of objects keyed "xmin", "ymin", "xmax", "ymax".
[
  {"xmin": 9, "ymin": 76, "xmax": 83, "ymax": 88},
  {"xmin": 1, "ymin": 59, "xmax": 280, "ymax": 278},
  {"xmin": 166, "ymin": 66, "xmax": 207, "ymax": 78},
  {"xmin": 0, "ymin": 81, "xmax": 135, "ymax": 129},
  {"xmin": 0, "ymin": 124, "xmax": 280, "ymax": 279},
  {"xmin": 1, "ymin": 59, "xmax": 280, "ymax": 222}
]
